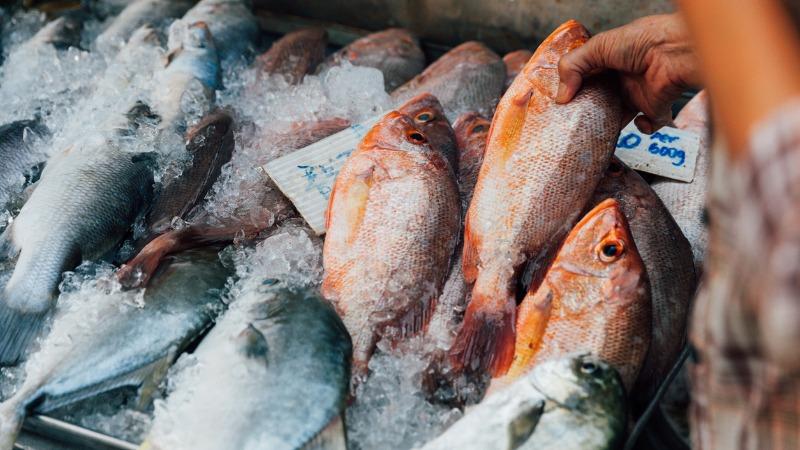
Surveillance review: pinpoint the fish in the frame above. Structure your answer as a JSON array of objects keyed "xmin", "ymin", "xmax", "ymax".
[
  {"xmin": 182, "ymin": 0, "xmax": 259, "ymax": 63},
  {"xmin": 24, "ymin": 11, "xmax": 85, "ymax": 51},
  {"xmin": 419, "ymin": 355, "xmax": 626, "ymax": 450},
  {"xmin": 0, "ymin": 102, "xmax": 157, "ymax": 366},
  {"xmin": 391, "ymin": 41, "xmax": 506, "ymax": 121},
  {"xmin": 427, "ymin": 112, "xmax": 491, "ymax": 348},
  {"xmin": 95, "ymin": 0, "xmax": 194, "ymax": 54},
  {"xmin": 144, "ymin": 110, "xmax": 235, "ymax": 236},
  {"xmin": 502, "ymin": 49, "xmax": 532, "ymax": 91},
  {"xmin": 118, "ymin": 117, "xmax": 351, "ymax": 289},
  {"xmin": 590, "ymin": 157, "xmax": 697, "ymax": 405},
  {"xmin": 651, "ymin": 90, "xmax": 710, "ymax": 270},
  {"xmin": 152, "ymin": 20, "xmax": 222, "ymax": 133},
  {"xmin": 0, "ymin": 249, "xmax": 230, "ymax": 450},
  {"xmin": 318, "ymin": 28, "xmax": 426, "ymax": 92},
  {"xmin": 0, "ymin": 118, "xmax": 50, "ymax": 210},
  {"xmin": 322, "ymin": 95, "xmax": 460, "ymax": 380},
  {"xmin": 449, "ymin": 20, "xmax": 623, "ymax": 377},
  {"xmin": 492, "ymin": 199, "xmax": 651, "ymax": 392},
  {"xmin": 253, "ymin": 27, "xmax": 328, "ymax": 85},
  {"xmin": 141, "ymin": 284, "xmax": 352, "ymax": 450},
  {"xmin": 396, "ymin": 93, "xmax": 458, "ymax": 175}
]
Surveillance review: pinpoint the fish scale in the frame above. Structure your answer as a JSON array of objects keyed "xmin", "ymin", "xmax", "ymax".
[{"xmin": 450, "ymin": 20, "xmax": 622, "ymax": 378}]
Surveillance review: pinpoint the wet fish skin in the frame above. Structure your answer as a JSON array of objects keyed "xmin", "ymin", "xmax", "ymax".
[
  {"xmin": 319, "ymin": 28, "xmax": 426, "ymax": 92},
  {"xmin": 95, "ymin": 0, "xmax": 194, "ymax": 54},
  {"xmin": 182, "ymin": 0, "xmax": 259, "ymax": 63},
  {"xmin": 145, "ymin": 110, "xmax": 235, "ymax": 236},
  {"xmin": 322, "ymin": 97, "xmax": 460, "ymax": 380},
  {"xmin": 591, "ymin": 157, "xmax": 696, "ymax": 405},
  {"xmin": 493, "ymin": 199, "xmax": 651, "ymax": 391},
  {"xmin": 254, "ymin": 27, "xmax": 328, "ymax": 85},
  {"xmin": 0, "ymin": 118, "xmax": 50, "ymax": 210},
  {"xmin": 391, "ymin": 41, "xmax": 506, "ymax": 121},
  {"xmin": 143, "ymin": 285, "xmax": 352, "ymax": 450},
  {"xmin": 0, "ymin": 104, "xmax": 156, "ymax": 366},
  {"xmin": 450, "ymin": 20, "xmax": 623, "ymax": 377},
  {"xmin": 0, "ymin": 249, "xmax": 229, "ymax": 450},
  {"xmin": 397, "ymin": 92, "xmax": 459, "ymax": 173},
  {"xmin": 502, "ymin": 49, "xmax": 532, "ymax": 91},
  {"xmin": 651, "ymin": 90, "xmax": 710, "ymax": 270},
  {"xmin": 153, "ymin": 20, "xmax": 221, "ymax": 133},
  {"xmin": 427, "ymin": 112, "xmax": 491, "ymax": 348},
  {"xmin": 419, "ymin": 355, "xmax": 626, "ymax": 450}
]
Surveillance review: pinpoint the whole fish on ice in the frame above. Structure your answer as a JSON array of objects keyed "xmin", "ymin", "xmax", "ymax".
[
  {"xmin": 253, "ymin": 27, "xmax": 328, "ymax": 85},
  {"xmin": 651, "ymin": 90, "xmax": 710, "ymax": 270},
  {"xmin": 0, "ymin": 249, "xmax": 230, "ymax": 450},
  {"xmin": 323, "ymin": 95, "xmax": 460, "ymax": 379},
  {"xmin": 95, "ymin": 0, "xmax": 194, "ymax": 54},
  {"xmin": 391, "ymin": 41, "xmax": 506, "ymax": 121},
  {"xmin": 449, "ymin": 20, "xmax": 622, "ymax": 377},
  {"xmin": 419, "ymin": 355, "xmax": 626, "ymax": 450},
  {"xmin": 182, "ymin": 0, "xmax": 259, "ymax": 63},
  {"xmin": 591, "ymin": 157, "xmax": 696, "ymax": 404},
  {"xmin": 142, "ymin": 283, "xmax": 352, "ymax": 450},
  {"xmin": 318, "ymin": 28, "xmax": 425, "ymax": 92},
  {"xmin": 492, "ymin": 199, "xmax": 651, "ymax": 391}
]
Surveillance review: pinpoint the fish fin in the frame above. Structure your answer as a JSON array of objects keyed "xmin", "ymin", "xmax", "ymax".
[
  {"xmin": 505, "ymin": 289, "xmax": 553, "ymax": 380},
  {"xmin": 508, "ymin": 399, "xmax": 545, "ymax": 449},
  {"xmin": 325, "ymin": 156, "xmax": 375, "ymax": 240},
  {"xmin": 237, "ymin": 324, "xmax": 269, "ymax": 363},
  {"xmin": 0, "ymin": 399, "xmax": 25, "ymax": 450},
  {"xmin": 136, "ymin": 349, "xmax": 177, "ymax": 411},
  {"xmin": 448, "ymin": 271, "xmax": 516, "ymax": 377},
  {"xmin": 302, "ymin": 414, "xmax": 347, "ymax": 450},
  {"xmin": 462, "ymin": 219, "xmax": 479, "ymax": 284},
  {"xmin": 493, "ymin": 88, "xmax": 532, "ymax": 166},
  {"xmin": 164, "ymin": 46, "xmax": 182, "ymax": 67},
  {"xmin": 0, "ymin": 302, "xmax": 47, "ymax": 366}
]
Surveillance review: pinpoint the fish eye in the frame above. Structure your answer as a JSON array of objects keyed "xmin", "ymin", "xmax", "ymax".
[
  {"xmin": 580, "ymin": 361, "xmax": 599, "ymax": 375},
  {"xmin": 596, "ymin": 238, "xmax": 624, "ymax": 262},
  {"xmin": 471, "ymin": 124, "xmax": 488, "ymax": 134},
  {"xmin": 607, "ymin": 160, "xmax": 624, "ymax": 176},
  {"xmin": 407, "ymin": 131, "xmax": 427, "ymax": 145},
  {"xmin": 415, "ymin": 112, "xmax": 435, "ymax": 123}
]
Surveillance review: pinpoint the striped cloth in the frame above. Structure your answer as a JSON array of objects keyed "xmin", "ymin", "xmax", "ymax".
[{"xmin": 691, "ymin": 100, "xmax": 800, "ymax": 449}]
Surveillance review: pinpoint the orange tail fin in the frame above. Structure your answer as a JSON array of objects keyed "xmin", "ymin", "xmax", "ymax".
[{"xmin": 447, "ymin": 273, "xmax": 516, "ymax": 377}]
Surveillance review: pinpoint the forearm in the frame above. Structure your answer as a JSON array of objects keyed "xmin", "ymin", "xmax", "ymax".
[{"xmin": 677, "ymin": 0, "xmax": 800, "ymax": 156}]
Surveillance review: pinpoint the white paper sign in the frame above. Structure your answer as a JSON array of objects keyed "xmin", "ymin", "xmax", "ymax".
[
  {"xmin": 613, "ymin": 121, "xmax": 700, "ymax": 182},
  {"xmin": 265, "ymin": 116, "xmax": 380, "ymax": 235}
]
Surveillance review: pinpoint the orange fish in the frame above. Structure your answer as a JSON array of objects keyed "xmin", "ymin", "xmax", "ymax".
[
  {"xmin": 449, "ymin": 20, "xmax": 622, "ymax": 377},
  {"xmin": 493, "ymin": 199, "xmax": 651, "ymax": 391},
  {"xmin": 253, "ymin": 28, "xmax": 328, "ymax": 85},
  {"xmin": 322, "ymin": 96, "xmax": 460, "ymax": 379},
  {"xmin": 502, "ymin": 49, "xmax": 532, "ymax": 91}
]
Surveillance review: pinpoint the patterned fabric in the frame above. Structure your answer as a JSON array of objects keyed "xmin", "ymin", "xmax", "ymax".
[{"xmin": 691, "ymin": 100, "xmax": 800, "ymax": 449}]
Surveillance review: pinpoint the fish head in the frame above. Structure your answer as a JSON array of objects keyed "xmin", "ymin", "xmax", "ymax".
[
  {"xmin": 397, "ymin": 93, "xmax": 457, "ymax": 169},
  {"xmin": 554, "ymin": 198, "xmax": 647, "ymax": 306},
  {"xmin": 360, "ymin": 111, "xmax": 440, "ymax": 158},
  {"xmin": 453, "ymin": 112, "xmax": 490, "ymax": 168},
  {"xmin": 530, "ymin": 354, "xmax": 625, "ymax": 414},
  {"xmin": 165, "ymin": 21, "xmax": 222, "ymax": 90},
  {"xmin": 517, "ymin": 20, "xmax": 589, "ymax": 98}
]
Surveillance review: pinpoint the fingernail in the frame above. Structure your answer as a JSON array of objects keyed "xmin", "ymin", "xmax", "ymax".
[{"xmin": 555, "ymin": 82, "xmax": 568, "ymax": 103}]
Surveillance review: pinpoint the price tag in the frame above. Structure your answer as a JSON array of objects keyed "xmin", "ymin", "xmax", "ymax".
[
  {"xmin": 613, "ymin": 121, "xmax": 700, "ymax": 182},
  {"xmin": 264, "ymin": 116, "xmax": 380, "ymax": 235}
]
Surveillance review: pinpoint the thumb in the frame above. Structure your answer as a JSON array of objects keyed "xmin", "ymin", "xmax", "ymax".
[{"xmin": 556, "ymin": 32, "xmax": 614, "ymax": 104}]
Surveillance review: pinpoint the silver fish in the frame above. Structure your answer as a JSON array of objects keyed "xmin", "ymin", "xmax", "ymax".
[
  {"xmin": 0, "ymin": 118, "xmax": 49, "ymax": 210},
  {"xmin": 0, "ymin": 102, "xmax": 156, "ymax": 366},
  {"xmin": 142, "ymin": 284, "xmax": 352, "ymax": 450},
  {"xmin": 152, "ymin": 20, "xmax": 221, "ymax": 133},
  {"xmin": 419, "ymin": 355, "xmax": 625, "ymax": 450},
  {"xmin": 181, "ymin": 0, "xmax": 259, "ymax": 63},
  {"xmin": 0, "ymin": 249, "xmax": 229, "ymax": 450},
  {"xmin": 95, "ymin": 0, "xmax": 194, "ymax": 55},
  {"xmin": 651, "ymin": 91, "xmax": 710, "ymax": 270}
]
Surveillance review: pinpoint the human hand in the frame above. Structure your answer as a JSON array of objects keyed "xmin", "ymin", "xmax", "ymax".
[{"xmin": 556, "ymin": 14, "xmax": 701, "ymax": 133}]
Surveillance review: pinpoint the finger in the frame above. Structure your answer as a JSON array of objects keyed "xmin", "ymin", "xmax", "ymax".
[
  {"xmin": 634, "ymin": 115, "xmax": 655, "ymax": 134},
  {"xmin": 556, "ymin": 32, "xmax": 617, "ymax": 104}
]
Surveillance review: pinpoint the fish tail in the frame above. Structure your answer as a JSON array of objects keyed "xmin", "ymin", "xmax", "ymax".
[
  {"xmin": 0, "ymin": 399, "xmax": 24, "ymax": 450},
  {"xmin": 0, "ymin": 300, "xmax": 47, "ymax": 366},
  {"xmin": 447, "ymin": 271, "xmax": 516, "ymax": 377}
]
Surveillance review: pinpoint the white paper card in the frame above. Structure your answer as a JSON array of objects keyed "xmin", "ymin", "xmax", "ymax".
[
  {"xmin": 613, "ymin": 121, "xmax": 700, "ymax": 182},
  {"xmin": 264, "ymin": 116, "xmax": 380, "ymax": 235}
]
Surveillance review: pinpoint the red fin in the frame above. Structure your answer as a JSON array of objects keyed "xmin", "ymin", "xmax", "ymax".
[
  {"xmin": 462, "ymin": 220, "xmax": 479, "ymax": 284},
  {"xmin": 447, "ymin": 283, "xmax": 516, "ymax": 377}
]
